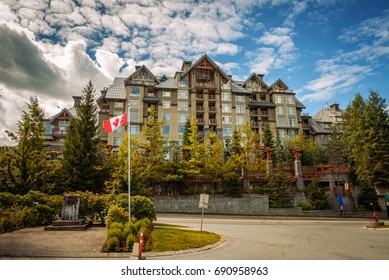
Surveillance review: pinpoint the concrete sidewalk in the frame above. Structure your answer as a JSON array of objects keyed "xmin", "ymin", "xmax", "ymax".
[
  {"xmin": 0, "ymin": 226, "xmax": 132, "ymax": 259},
  {"xmin": 0, "ymin": 225, "xmax": 225, "ymax": 260}
]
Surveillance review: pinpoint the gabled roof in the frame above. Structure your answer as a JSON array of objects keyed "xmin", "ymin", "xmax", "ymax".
[
  {"xmin": 295, "ymin": 98, "xmax": 306, "ymax": 109},
  {"xmin": 105, "ymin": 77, "xmax": 126, "ymax": 99},
  {"xmin": 48, "ymin": 107, "xmax": 76, "ymax": 124},
  {"xmin": 270, "ymin": 79, "xmax": 289, "ymax": 90},
  {"xmin": 243, "ymin": 73, "xmax": 268, "ymax": 88},
  {"xmin": 154, "ymin": 77, "xmax": 178, "ymax": 89},
  {"xmin": 157, "ymin": 74, "xmax": 169, "ymax": 82},
  {"xmin": 181, "ymin": 54, "xmax": 230, "ymax": 81},
  {"xmin": 231, "ymin": 82, "xmax": 252, "ymax": 94},
  {"xmin": 125, "ymin": 65, "xmax": 158, "ymax": 84}
]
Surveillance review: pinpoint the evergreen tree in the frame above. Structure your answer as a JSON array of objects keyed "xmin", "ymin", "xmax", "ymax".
[
  {"xmin": 5, "ymin": 96, "xmax": 47, "ymax": 194},
  {"xmin": 185, "ymin": 117, "xmax": 205, "ymax": 194},
  {"xmin": 204, "ymin": 130, "xmax": 226, "ymax": 194},
  {"xmin": 327, "ymin": 125, "xmax": 348, "ymax": 165},
  {"xmin": 231, "ymin": 129, "xmax": 242, "ymax": 155},
  {"xmin": 343, "ymin": 91, "xmax": 389, "ymax": 191},
  {"xmin": 304, "ymin": 178, "xmax": 328, "ymax": 210},
  {"xmin": 224, "ymin": 176, "xmax": 243, "ymax": 197},
  {"xmin": 62, "ymin": 81, "xmax": 101, "ymax": 192},
  {"xmin": 260, "ymin": 174, "xmax": 292, "ymax": 208},
  {"xmin": 262, "ymin": 123, "xmax": 275, "ymax": 148},
  {"xmin": 141, "ymin": 105, "xmax": 168, "ymax": 190},
  {"xmin": 182, "ymin": 119, "xmax": 192, "ymax": 159},
  {"xmin": 357, "ymin": 183, "xmax": 381, "ymax": 211}
]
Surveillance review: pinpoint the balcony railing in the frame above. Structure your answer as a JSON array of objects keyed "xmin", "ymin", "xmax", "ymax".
[
  {"xmin": 209, "ymin": 119, "xmax": 217, "ymax": 125},
  {"xmin": 208, "ymin": 107, "xmax": 216, "ymax": 112},
  {"xmin": 196, "ymin": 118, "xmax": 204, "ymax": 125},
  {"xmin": 196, "ymin": 81, "xmax": 215, "ymax": 88},
  {"xmin": 52, "ymin": 130, "xmax": 67, "ymax": 137},
  {"xmin": 208, "ymin": 94, "xmax": 216, "ymax": 100},
  {"xmin": 196, "ymin": 94, "xmax": 204, "ymax": 100},
  {"xmin": 250, "ymin": 122, "xmax": 260, "ymax": 128},
  {"xmin": 196, "ymin": 106, "xmax": 204, "ymax": 112}
]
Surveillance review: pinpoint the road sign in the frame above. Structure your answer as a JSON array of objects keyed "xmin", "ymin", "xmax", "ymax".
[{"xmin": 199, "ymin": 193, "xmax": 209, "ymax": 209}]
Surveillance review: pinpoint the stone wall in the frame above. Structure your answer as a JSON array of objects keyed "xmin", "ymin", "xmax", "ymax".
[{"xmin": 154, "ymin": 195, "xmax": 269, "ymax": 215}]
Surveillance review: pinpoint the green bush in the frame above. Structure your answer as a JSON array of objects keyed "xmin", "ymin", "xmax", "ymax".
[
  {"xmin": 130, "ymin": 196, "xmax": 156, "ymax": 221},
  {"xmin": 298, "ymin": 202, "xmax": 312, "ymax": 211},
  {"xmin": 106, "ymin": 205, "xmax": 128, "ymax": 229},
  {"xmin": 0, "ymin": 192, "xmax": 20, "ymax": 207},
  {"xmin": 105, "ymin": 236, "xmax": 120, "ymax": 252},
  {"xmin": 126, "ymin": 234, "xmax": 137, "ymax": 251}
]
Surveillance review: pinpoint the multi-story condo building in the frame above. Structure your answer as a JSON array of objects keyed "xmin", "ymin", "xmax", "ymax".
[
  {"xmin": 310, "ymin": 102, "xmax": 344, "ymax": 147},
  {"xmin": 97, "ymin": 54, "xmax": 306, "ymax": 149}
]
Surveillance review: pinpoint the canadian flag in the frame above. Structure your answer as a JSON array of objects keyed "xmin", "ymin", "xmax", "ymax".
[{"xmin": 104, "ymin": 112, "xmax": 128, "ymax": 133}]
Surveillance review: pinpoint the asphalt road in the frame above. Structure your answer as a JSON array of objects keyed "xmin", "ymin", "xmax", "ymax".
[{"xmin": 150, "ymin": 214, "xmax": 389, "ymax": 260}]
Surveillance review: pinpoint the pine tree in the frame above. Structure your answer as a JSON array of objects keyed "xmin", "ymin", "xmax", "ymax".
[
  {"xmin": 343, "ymin": 91, "xmax": 389, "ymax": 191},
  {"xmin": 262, "ymin": 123, "xmax": 275, "ymax": 148},
  {"xmin": 62, "ymin": 81, "xmax": 101, "ymax": 192},
  {"xmin": 327, "ymin": 125, "xmax": 348, "ymax": 165},
  {"xmin": 305, "ymin": 178, "xmax": 328, "ymax": 210},
  {"xmin": 5, "ymin": 96, "xmax": 47, "ymax": 194}
]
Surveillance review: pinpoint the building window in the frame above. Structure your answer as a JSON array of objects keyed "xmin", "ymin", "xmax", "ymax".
[
  {"xmin": 114, "ymin": 101, "xmax": 123, "ymax": 108},
  {"xmin": 223, "ymin": 128, "xmax": 233, "ymax": 137},
  {"xmin": 289, "ymin": 118, "xmax": 296, "ymax": 127},
  {"xmin": 130, "ymin": 100, "xmax": 139, "ymax": 109},
  {"xmin": 278, "ymin": 129, "xmax": 286, "ymax": 139},
  {"xmin": 222, "ymin": 115, "xmax": 232, "ymax": 125},
  {"xmin": 178, "ymin": 90, "xmax": 188, "ymax": 99},
  {"xmin": 275, "ymin": 95, "xmax": 284, "ymax": 104},
  {"xmin": 278, "ymin": 118, "xmax": 285, "ymax": 127},
  {"xmin": 163, "ymin": 125, "xmax": 170, "ymax": 135},
  {"xmin": 277, "ymin": 107, "xmax": 284, "ymax": 115},
  {"xmin": 130, "ymin": 125, "xmax": 139, "ymax": 135},
  {"xmin": 130, "ymin": 87, "xmax": 140, "ymax": 96},
  {"xmin": 236, "ymin": 116, "xmax": 245, "ymax": 125},
  {"xmin": 236, "ymin": 104, "xmax": 245, "ymax": 114},
  {"xmin": 178, "ymin": 126, "xmax": 185, "ymax": 136},
  {"xmin": 288, "ymin": 107, "xmax": 295, "ymax": 116},
  {"xmin": 130, "ymin": 112, "xmax": 140, "ymax": 122},
  {"xmin": 235, "ymin": 95, "xmax": 245, "ymax": 103},
  {"xmin": 163, "ymin": 91, "xmax": 170, "ymax": 97},
  {"xmin": 113, "ymin": 137, "xmax": 122, "ymax": 146},
  {"xmin": 114, "ymin": 126, "xmax": 122, "ymax": 133},
  {"xmin": 178, "ymin": 113, "xmax": 187, "ymax": 123},
  {"xmin": 163, "ymin": 113, "xmax": 170, "ymax": 122},
  {"xmin": 221, "ymin": 92, "xmax": 231, "ymax": 101},
  {"xmin": 179, "ymin": 79, "xmax": 187, "ymax": 87},
  {"xmin": 163, "ymin": 100, "xmax": 171, "ymax": 109},
  {"xmin": 222, "ymin": 103, "xmax": 232, "ymax": 113},
  {"xmin": 288, "ymin": 130, "xmax": 296, "ymax": 138},
  {"xmin": 178, "ymin": 101, "xmax": 188, "ymax": 111},
  {"xmin": 287, "ymin": 96, "xmax": 294, "ymax": 105}
]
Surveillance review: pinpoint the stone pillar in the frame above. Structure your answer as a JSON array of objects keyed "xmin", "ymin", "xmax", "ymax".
[
  {"xmin": 261, "ymin": 148, "xmax": 276, "ymax": 176},
  {"xmin": 289, "ymin": 148, "xmax": 304, "ymax": 190}
]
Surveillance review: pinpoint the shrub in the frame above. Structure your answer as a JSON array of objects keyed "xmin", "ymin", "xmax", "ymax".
[
  {"xmin": 0, "ymin": 192, "xmax": 20, "ymax": 207},
  {"xmin": 106, "ymin": 205, "xmax": 128, "ymax": 229},
  {"xmin": 130, "ymin": 196, "xmax": 156, "ymax": 221},
  {"xmin": 105, "ymin": 236, "xmax": 120, "ymax": 252},
  {"xmin": 126, "ymin": 234, "xmax": 137, "ymax": 251},
  {"xmin": 298, "ymin": 202, "xmax": 312, "ymax": 211}
]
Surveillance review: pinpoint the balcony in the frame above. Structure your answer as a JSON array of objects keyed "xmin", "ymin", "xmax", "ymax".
[
  {"xmin": 208, "ymin": 94, "xmax": 216, "ymax": 100},
  {"xmin": 209, "ymin": 119, "xmax": 217, "ymax": 125},
  {"xmin": 250, "ymin": 122, "xmax": 260, "ymax": 128},
  {"xmin": 196, "ymin": 119, "xmax": 204, "ymax": 125},
  {"xmin": 250, "ymin": 111, "xmax": 259, "ymax": 117},
  {"xmin": 208, "ymin": 107, "xmax": 216, "ymax": 113},
  {"xmin": 195, "ymin": 81, "xmax": 215, "ymax": 89},
  {"xmin": 261, "ymin": 111, "xmax": 269, "ymax": 117},
  {"xmin": 196, "ymin": 106, "xmax": 204, "ymax": 112},
  {"xmin": 142, "ymin": 94, "xmax": 159, "ymax": 103},
  {"xmin": 196, "ymin": 94, "xmax": 204, "ymax": 100},
  {"xmin": 52, "ymin": 129, "xmax": 67, "ymax": 138},
  {"xmin": 302, "ymin": 124, "xmax": 310, "ymax": 130}
]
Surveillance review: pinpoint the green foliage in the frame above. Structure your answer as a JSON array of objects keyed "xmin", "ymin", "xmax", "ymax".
[
  {"xmin": 343, "ymin": 91, "xmax": 389, "ymax": 190},
  {"xmin": 224, "ymin": 177, "xmax": 243, "ymax": 197},
  {"xmin": 357, "ymin": 183, "xmax": 381, "ymax": 211},
  {"xmin": 262, "ymin": 123, "xmax": 275, "ymax": 148},
  {"xmin": 0, "ymin": 191, "xmax": 62, "ymax": 233},
  {"xmin": 298, "ymin": 202, "xmax": 312, "ymax": 211},
  {"xmin": 104, "ymin": 218, "xmax": 153, "ymax": 252},
  {"xmin": 4, "ymin": 96, "xmax": 48, "ymax": 194},
  {"xmin": 130, "ymin": 195, "xmax": 156, "ymax": 221},
  {"xmin": 106, "ymin": 205, "xmax": 129, "ymax": 229},
  {"xmin": 286, "ymin": 136, "xmax": 322, "ymax": 166},
  {"xmin": 62, "ymin": 81, "xmax": 102, "ymax": 193},
  {"xmin": 260, "ymin": 174, "xmax": 292, "ymax": 208},
  {"xmin": 304, "ymin": 178, "xmax": 328, "ymax": 210}
]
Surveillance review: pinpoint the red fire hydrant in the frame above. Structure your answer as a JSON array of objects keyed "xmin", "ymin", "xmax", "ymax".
[{"xmin": 373, "ymin": 212, "xmax": 378, "ymax": 222}]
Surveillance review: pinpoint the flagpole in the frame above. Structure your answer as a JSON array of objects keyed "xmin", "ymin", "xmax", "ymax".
[{"xmin": 127, "ymin": 104, "xmax": 131, "ymax": 222}]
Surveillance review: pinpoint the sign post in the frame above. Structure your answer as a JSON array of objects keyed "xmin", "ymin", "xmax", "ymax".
[{"xmin": 199, "ymin": 193, "xmax": 209, "ymax": 231}]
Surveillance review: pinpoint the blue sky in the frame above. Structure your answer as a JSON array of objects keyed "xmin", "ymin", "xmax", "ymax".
[{"xmin": 0, "ymin": 0, "xmax": 388, "ymax": 145}]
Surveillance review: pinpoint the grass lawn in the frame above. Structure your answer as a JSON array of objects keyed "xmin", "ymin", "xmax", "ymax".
[{"xmin": 150, "ymin": 228, "xmax": 221, "ymax": 252}]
